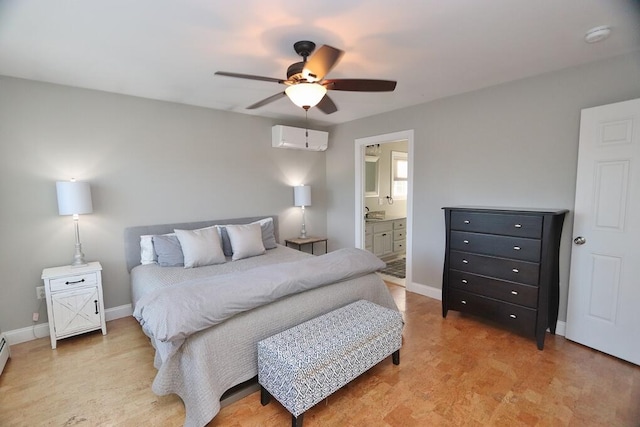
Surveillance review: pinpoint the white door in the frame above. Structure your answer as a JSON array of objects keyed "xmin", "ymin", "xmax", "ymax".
[{"xmin": 565, "ymin": 98, "xmax": 640, "ymax": 365}]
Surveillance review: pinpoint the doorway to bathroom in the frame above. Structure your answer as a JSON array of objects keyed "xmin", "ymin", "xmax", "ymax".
[{"xmin": 354, "ymin": 130, "xmax": 414, "ymax": 289}]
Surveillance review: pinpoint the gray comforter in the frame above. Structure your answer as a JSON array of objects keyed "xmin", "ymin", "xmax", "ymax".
[
  {"xmin": 132, "ymin": 247, "xmax": 398, "ymax": 427},
  {"xmin": 134, "ymin": 248, "xmax": 385, "ymax": 347}
]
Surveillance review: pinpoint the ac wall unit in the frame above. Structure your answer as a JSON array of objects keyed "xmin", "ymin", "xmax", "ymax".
[
  {"xmin": 0, "ymin": 333, "xmax": 9, "ymax": 376},
  {"xmin": 272, "ymin": 125, "xmax": 328, "ymax": 151}
]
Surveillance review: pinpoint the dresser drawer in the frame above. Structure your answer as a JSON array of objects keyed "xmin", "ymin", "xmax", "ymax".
[
  {"xmin": 372, "ymin": 221, "xmax": 393, "ymax": 233},
  {"xmin": 450, "ymin": 231, "xmax": 541, "ymax": 262},
  {"xmin": 450, "ymin": 250, "xmax": 540, "ymax": 285},
  {"xmin": 448, "ymin": 288, "xmax": 537, "ymax": 335},
  {"xmin": 449, "ymin": 270, "xmax": 538, "ymax": 308},
  {"xmin": 393, "ymin": 229, "xmax": 405, "ymax": 241},
  {"xmin": 393, "ymin": 219, "xmax": 406, "ymax": 230},
  {"xmin": 49, "ymin": 272, "xmax": 98, "ymax": 292},
  {"xmin": 450, "ymin": 211, "xmax": 542, "ymax": 238},
  {"xmin": 393, "ymin": 240, "xmax": 405, "ymax": 253}
]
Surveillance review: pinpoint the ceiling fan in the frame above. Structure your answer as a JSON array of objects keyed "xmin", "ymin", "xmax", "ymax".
[{"xmin": 215, "ymin": 41, "xmax": 397, "ymax": 114}]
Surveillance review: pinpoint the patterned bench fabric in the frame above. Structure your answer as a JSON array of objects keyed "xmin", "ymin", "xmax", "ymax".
[{"xmin": 258, "ymin": 300, "xmax": 403, "ymax": 417}]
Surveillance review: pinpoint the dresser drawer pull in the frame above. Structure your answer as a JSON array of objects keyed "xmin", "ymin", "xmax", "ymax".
[
  {"xmin": 464, "ymin": 220, "xmax": 470, "ymax": 224},
  {"xmin": 463, "ymin": 240, "xmax": 469, "ymax": 244},
  {"xmin": 461, "ymin": 279, "xmax": 468, "ymax": 284},
  {"xmin": 512, "ymin": 268, "xmax": 519, "ymax": 273},
  {"xmin": 461, "ymin": 300, "xmax": 467, "ymax": 304},
  {"xmin": 65, "ymin": 279, "xmax": 85, "ymax": 285},
  {"xmin": 462, "ymin": 259, "xmax": 468, "ymax": 264},
  {"xmin": 511, "ymin": 290, "xmax": 519, "ymax": 295},
  {"xmin": 514, "ymin": 224, "xmax": 522, "ymax": 228},
  {"xmin": 509, "ymin": 314, "xmax": 517, "ymax": 319},
  {"xmin": 94, "ymin": 300, "xmax": 99, "ymax": 315},
  {"xmin": 513, "ymin": 246, "xmax": 521, "ymax": 251}
]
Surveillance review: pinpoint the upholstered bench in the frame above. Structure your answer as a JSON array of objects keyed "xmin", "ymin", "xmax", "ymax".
[{"xmin": 257, "ymin": 300, "xmax": 403, "ymax": 427}]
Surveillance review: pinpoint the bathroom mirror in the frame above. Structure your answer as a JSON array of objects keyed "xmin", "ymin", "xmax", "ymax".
[{"xmin": 365, "ymin": 155, "xmax": 379, "ymax": 197}]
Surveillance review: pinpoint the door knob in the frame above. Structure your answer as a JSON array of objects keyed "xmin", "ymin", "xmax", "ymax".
[{"xmin": 574, "ymin": 236, "xmax": 586, "ymax": 245}]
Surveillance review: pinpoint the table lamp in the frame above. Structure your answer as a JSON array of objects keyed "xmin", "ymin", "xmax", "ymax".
[{"xmin": 56, "ymin": 180, "xmax": 93, "ymax": 266}]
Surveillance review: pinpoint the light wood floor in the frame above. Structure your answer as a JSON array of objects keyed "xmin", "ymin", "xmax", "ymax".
[{"xmin": 1, "ymin": 285, "xmax": 639, "ymax": 426}]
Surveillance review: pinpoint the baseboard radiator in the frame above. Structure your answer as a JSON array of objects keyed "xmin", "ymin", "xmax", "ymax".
[{"xmin": 0, "ymin": 333, "xmax": 10, "ymax": 375}]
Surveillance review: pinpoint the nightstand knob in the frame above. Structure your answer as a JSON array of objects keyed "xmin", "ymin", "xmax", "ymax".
[
  {"xmin": 509, "ymin": 314, "xmax": 517, "ymax": 319},
  {"xmin": 464, "ymin": 220, "xmax": 470, "ymax": 224},
  {"xmin": 463, "ymin": 240, "xmax": 469, "ymax": 244},
  {"xmin": 514, "ymin": 224, "xmax": 522, "ymax": 228},
  {"xmin": 65, "ymin": 278, "xmax": 85, "ymax": 285},
  {"xmin": 511, "ymin": 290, "xmax": 519, "ymax": 295},
  {"xmin": 461, "ymin": 279, "xmax": 468, "ymax": 284},
  {"xmin": 513, "ymin": 246, "xmax": 521, "ymax": 251},
  {"xmin": 462, "ymin": 259, "xmax": 468, "ymax": 264},
  {"xmin": 461, "ymin": 300, "xmax": 467, "ymax": 304},
  {"xmin": 512, "ymin": 268, "xmax": 519, "ymax": 273}
]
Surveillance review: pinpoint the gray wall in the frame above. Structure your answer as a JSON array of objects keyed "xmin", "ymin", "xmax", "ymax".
[
  {"xmin": 326, "ymin": 51, "xmax": 640, "ymax": 321},
  {"xmin": 2, "ymin": 52, "xmax": 639, "ymax": 332},
  {"xmin": 0, "ymin": 77, "xmax": 327, "ymax": 331}
]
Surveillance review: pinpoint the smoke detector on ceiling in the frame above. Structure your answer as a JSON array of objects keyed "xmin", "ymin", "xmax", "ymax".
[{"xmin": 584, "ymin": 26, "xmax": 611, "ymax": 43}]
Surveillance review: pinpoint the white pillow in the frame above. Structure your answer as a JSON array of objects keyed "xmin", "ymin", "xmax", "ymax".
[
  {"xmin": 226, "ymin": 223, "xmax": 266, "ymax": 261},
  {"xmin": 140, "ymin": 235, "xmax": 156, "ymax": 265},
  {"xmin": 140, "ymin": 232, "xmax": 176, "ymax": 264},
  {"xmin": 174, "ymin": 227, "xmax": 225, "ymax": 268}
]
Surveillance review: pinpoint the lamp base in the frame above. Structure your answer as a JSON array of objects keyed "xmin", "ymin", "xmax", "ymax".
[
  {"xmin": 300, "ymin": 209, "xmax": 307, "ymax": 239},
  {"xmin": 70, "ymin": 243, "xmax": 87, "ymax": 267}
]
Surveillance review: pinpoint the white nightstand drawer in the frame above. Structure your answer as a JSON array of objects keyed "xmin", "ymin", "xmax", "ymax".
[{"xmin": 49, "ymin": 272, "xmax": 98, "ymax": 292}]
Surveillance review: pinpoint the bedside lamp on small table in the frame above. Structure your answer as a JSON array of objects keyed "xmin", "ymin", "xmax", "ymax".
[{"xmin": 44, "ymin": 179, "xmax": 106, "ymax": 349}]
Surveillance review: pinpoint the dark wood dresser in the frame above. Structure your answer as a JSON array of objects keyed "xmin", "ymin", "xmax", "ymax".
[{"xmin": 442, "ymin": 207, "xmax": 567, "ymax": 349}]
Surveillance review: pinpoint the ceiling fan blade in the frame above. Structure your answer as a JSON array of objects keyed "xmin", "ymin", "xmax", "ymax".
[
  {"xmin": 246, "ymin": 92, "xmax": 286, "ymax": 109},
  {"xmin": 323, "ymin": 79, "xmax": 397, "ymax": 92},
  {"xmin": 316, "ymin": 95, "xmax": 338, "ymax": 114},
  {"xmin": 215, "ymin": 71, "xmax": 285, "ymax": 84},
  {"xmin": 303, "ymin": 45, "xmax": 344, "ymax": 81}
]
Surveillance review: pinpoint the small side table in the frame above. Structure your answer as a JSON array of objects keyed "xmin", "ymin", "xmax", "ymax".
[
  {"xmin": 284, "ymin": 237, "xmax": 328, "ymax": 255},
  {"xmin": 41, "ymin": 261, "xmax": 107, "ymax": 349}
]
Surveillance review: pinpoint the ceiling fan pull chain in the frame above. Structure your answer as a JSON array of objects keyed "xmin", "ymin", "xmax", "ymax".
[{"xmin": 305, "ymin": 109, "xmax": 309, "ymax": 148}]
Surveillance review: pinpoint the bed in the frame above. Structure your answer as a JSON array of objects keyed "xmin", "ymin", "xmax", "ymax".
[{"xmin": 125, "ymin": 215, "xmax": 399, "ymax": 427}]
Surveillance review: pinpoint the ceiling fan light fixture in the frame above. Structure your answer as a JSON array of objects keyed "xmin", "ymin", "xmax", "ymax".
[{"xmin": 285, "ymin": 83, "xmax": 327, "ymax": 109}]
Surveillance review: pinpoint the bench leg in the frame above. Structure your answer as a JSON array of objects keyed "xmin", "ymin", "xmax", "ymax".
[
  {"xmin": 292, "ymin": 413, "xmax": 304, "ymax": 427},
  {"xmin": 392, "ymin": 349, "xmax": 400, "ymax": 365},
  {"xmin": 260, "ymin": 386, "xmax": 271, "ymax": 406}
]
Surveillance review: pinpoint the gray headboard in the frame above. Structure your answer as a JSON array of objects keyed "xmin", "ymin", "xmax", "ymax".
[{"xmin": 123, "ymin": 215, "xmax": 279, "ymax": 272}]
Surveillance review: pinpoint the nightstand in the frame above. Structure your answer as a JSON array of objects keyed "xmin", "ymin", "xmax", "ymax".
[
  {"xmin": 41, "ymin": 261, "xmax": 107, "ymax": 349},
  {"xmin": 284, "ymin": 237, "xmax": 328, "ymax": 255}
]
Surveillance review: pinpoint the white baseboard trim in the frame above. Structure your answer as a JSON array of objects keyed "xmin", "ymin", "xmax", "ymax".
[
  {"xmin": 105, "ymin": 303, "xmax": 133, "ymax": 322},
  {"xmin": 5, "ymin": 304, "xmax": 133, "ymax": 346},
  {"xmin": 555, "ymin": 320, "xmax": 566, "ymax": 337},
  {"xmin": 406, "ymin": 282, "xmax": 442, "ymax": 301}
]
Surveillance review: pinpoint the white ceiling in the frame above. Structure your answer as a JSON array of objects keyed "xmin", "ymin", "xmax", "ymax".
[{"xmin": 1, "ymin": 0, "xmax": 639, "ymax": 126}]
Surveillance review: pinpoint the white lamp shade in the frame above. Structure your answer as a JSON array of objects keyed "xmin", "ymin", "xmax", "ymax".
[
  {"xmin": 294, "ymin": 185, "xmax": 311, "ymax": 207},
  {"xmin": 285, "ymin": 83, "xmax": 327, "ymax": 109},
  {"xmin": 56, "ymin": 181, "xmax": 93, "ymax": 215}
]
